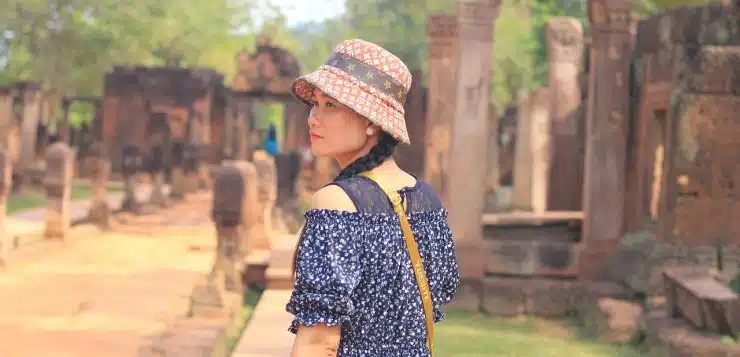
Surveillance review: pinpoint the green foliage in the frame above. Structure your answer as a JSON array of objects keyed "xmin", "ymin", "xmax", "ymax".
[
  {"xmin": 0, "ymin": 0, "xmax": 256, "ymax": 97},
  {"xmin": 490, "ymin": 0, "xmax": 540, "ymax": 111}
]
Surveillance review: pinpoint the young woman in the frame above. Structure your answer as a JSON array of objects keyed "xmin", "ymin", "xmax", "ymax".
[{"xmin": 286, "ymin": 39, "xmax": 460, "ymax": 357}]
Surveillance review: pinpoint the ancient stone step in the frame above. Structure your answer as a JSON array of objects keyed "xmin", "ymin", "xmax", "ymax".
[
  {"xmin": 452, "ymin": 277, "xmax": 629, "ymax": 317},
  {"xmin": 265, "ymin": 234, "xmax": 297, "ymax": 290},
  {"xmin": 142, "ymin": 316, "xmax": 229, "ymax": 357},
  {"xmin": 644, "ymin": 310, "xmax": 740, "ymax": 357},
  {"xmin": 232, "ymin": 290, "xmax": 294, "ymax": 357},
  {"xmin": 243, "ymin": 250, "xmax": 270, "ymax": 286}
]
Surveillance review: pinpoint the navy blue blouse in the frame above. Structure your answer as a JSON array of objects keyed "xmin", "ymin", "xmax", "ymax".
[{"xmin": 286, "ymin": 175, "xmax": 460, "ymax": 357}]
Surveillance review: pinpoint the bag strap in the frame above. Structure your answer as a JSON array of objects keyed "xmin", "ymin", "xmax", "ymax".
[{"xmin": 360, "ymin": 171, "xmax": 435, "ymax": 357}]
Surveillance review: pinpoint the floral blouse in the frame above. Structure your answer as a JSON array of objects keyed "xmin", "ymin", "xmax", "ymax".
[{"xmin": 286, "ymin": 175, "xmax": 460, "ymax": 357}]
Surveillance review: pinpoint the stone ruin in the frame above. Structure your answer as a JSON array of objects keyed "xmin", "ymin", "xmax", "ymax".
[
  {"xmin": 0, "ymin": 82, "xmax": 43, "ymax": 191},
  {"xmin": 422, "ymin": 0, "xmax": 740, "ymax": 352},
  {"xmin": 102, "ymin": 65, "xmax": 227, "ymax": 208}
]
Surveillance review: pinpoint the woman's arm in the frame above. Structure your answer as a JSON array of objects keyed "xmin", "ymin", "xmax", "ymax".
[
  {"xmin": 289, "ymin": 185, "xmax": 358, "ymax": 357},
  {"xmin": 291, "ymin": 324, "xmax": 342, "ymax": 357}
]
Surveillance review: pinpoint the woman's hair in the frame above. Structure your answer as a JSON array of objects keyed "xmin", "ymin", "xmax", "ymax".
[
  {"xmin": 334, "ymin": 132, "xmax": 399, "ymax": 181},
  {"xmin": 291, "ymin": 131, "xmax": 399, "ymax": 276}
]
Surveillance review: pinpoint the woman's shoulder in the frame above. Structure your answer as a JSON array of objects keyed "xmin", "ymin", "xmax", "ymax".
[{"xmin": 311, "ymin": 184, "xmax": 358, "ymax": 212}]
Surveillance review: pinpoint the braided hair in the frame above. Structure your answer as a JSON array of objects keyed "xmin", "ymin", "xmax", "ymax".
[
  {"xmin": 292, "ymin": 131, "xmax": 399, "ymax": 276},
  {"xmin": 334, "ymin": 132, "xmax": 399, "ymax": 181}
]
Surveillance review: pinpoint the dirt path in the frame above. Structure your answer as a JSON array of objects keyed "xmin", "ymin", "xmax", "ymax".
[{"xmin": 0, "ymin": 226, "xmax": 214, "ymax": 357}]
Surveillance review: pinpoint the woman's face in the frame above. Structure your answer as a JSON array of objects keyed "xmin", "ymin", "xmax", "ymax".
[{"xmin": 307, "ymin": 88, "xmax": 378, "ymax": 166}]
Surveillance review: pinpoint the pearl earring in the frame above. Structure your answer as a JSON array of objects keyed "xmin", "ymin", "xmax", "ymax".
[{"xmin": 366, "ymin": 127, "xmax": 375, "ymax": 136}]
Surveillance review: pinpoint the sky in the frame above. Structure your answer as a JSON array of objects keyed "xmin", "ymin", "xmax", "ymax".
[{"xmin": 252, "ymin": 0, "xmax": 347, "ymax": 28}]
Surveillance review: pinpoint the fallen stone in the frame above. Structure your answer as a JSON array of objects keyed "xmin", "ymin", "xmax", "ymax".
[{"xmin": 583, "ymin": 298, "xmax": 643, "ymax": 344}]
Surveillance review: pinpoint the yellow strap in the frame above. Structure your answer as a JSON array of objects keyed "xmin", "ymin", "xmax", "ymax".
[{"xmin": 360, "ymin": 171, "xmax": 435, "ymax": 357}]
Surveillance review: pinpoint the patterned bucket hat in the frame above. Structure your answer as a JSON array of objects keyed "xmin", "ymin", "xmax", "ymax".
[{"xmin": 291, "ymin": 39, "xmax": 412, "ymax": 145}]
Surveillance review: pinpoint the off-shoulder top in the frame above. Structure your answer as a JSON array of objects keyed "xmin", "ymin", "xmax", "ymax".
[{"xmin": 286, "ymin": 174, "xmax": 460, "ymax": 357}]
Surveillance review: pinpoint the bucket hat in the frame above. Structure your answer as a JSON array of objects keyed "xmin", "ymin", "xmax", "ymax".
[{"xmin": 291, "ymin": 39, "xmax": 412, "ymax": 144}]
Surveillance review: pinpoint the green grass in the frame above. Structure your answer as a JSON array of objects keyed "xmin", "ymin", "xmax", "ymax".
[
  {"xmin": 223, "ymin": 287, "xmax": 265, "ymax": 354},
  {"xmin": 6, "ymin": 182, "xmax": 124, "ymax": 214},
  {"xmin": 437, "ymin": 310, "xmax": 645, "ymax": 357}
]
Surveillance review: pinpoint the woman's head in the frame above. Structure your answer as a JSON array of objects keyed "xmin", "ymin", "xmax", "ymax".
[
  {"xmin": 291, "ymin": 39, "xmax": 412, "ymax": 173},
  {"xmin": 306, "ymin": 88, "xmax": 381, "ymax": 166}
]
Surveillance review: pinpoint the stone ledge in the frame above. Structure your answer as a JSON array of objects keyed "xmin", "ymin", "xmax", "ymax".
[
  {"xmin": 645, "ymin": 310, "xmax": 740, "ymax": 357},
  {"xmin": 458, "ymin": 277, "xmax": 630, "ymax": 318}
]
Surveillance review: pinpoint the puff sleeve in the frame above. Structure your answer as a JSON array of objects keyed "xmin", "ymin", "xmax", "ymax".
[
  {"xmin": 286, "ymin": 210, "xmax": 365, "ymax": 334},
  {"xmin": 426, "ymin": 211, "xmax": 460, "ymax": 322}
]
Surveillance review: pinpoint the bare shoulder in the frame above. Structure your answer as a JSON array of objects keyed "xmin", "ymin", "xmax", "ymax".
[{"xmin": 310, "ymin": 184, "xmax": 357, "ymax": 212}]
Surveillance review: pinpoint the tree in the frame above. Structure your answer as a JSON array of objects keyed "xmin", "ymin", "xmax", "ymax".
[{"xmin": 0, "ymin": 0, "xmax": 257, "ymax": 124}]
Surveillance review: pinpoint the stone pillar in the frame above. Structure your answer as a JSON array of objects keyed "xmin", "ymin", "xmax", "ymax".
[
  {"xmin": 147, "ymin": 145, "xmax": 168, "ymax": 207},
  {"xmin": 87, "ymin": 143, "xmax": 111, "ymax": 228},
  {"xmin": 529, "ymin": 88, "xmax": 551, "ymax": 213},
  {"xmin": 60, "ymin": 99, "xmax": 71, "ymax": 144},
  {"xmin": 252, "ymin": 150, "xmax": 276, "ymax": 251},
  {"xmin": 190, "ymin": 162, "xmax": 249, "ymax": 315},
  {"xmin": 396, "ymin": 69, "xmax": 426, "ymax": 177},
  {"xmin": 229, "ymin": 160, "xmax": 259, "ymax": 258},
  {"xmin": 283, "ymin": 101, "xmax": 309, "ymax": 152},
  {"xmin": 0, "ymin": 88, "xmax": 12, "ymax": 150},
  {"xmin": 424, "ymin": 13, "xmax": 458, "ymax": 204},
  {"xmin": 18, "ymin": 82, "xmax": 41, "ymax": 189},
  {"xmin": 484, "ymin": 103, "xmax": 500, "ymax": 212},
  {"xmin": 580, "ymin": 0, "xmax": 632, "ymax": 279},
  {"xmin": 274, "ymin": 151, "xmax": 303, "ymax": 232},
  {"xmin": 210, "ymin": 164, "xmax": 249, "ymax": 293},
  {"xmin": 546, "ymin": 17, "xmax": 585, "ymax": 211},
  {"xmin": 43, "ymin": 142, "xmax": 75, "ymax": 239},
  {"xmin": 511, "ymin": 91, "xmax": 533, "ymax": 210},
  {"xmin": 512, "ymin": 89, "xmax": 551, "ymax": 212},
  {"xmin": 0, "ymin": 148, "xmax": 12, "ymax": 265},
  {"xmin": 183, "ymin": 144, "xmax": 200, "ymax": 194},
  {"xmin": 170, "ymin": 141, "xmax": 186, "ymax": 200},
  {"xmin": 447, "ymin": 0, "xmax": 500, "ymax": 285},
  {"xmin": 120, "ymin": 144, "xmax": 142, "ymax": 212}
]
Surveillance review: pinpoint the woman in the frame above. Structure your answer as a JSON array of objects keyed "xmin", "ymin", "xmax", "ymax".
[{"xmin": 286, "ymin": 39, "xmax": 460, "ymax": 357}]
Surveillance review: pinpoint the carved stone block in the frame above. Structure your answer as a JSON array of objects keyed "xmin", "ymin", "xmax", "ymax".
[
  {"xmin": 484, "ymin": 239, "xmax": 580, "ymax": 278},
  {"xmin": 252, "ymin": 150, "xmax": 276, "ymax": 250},
  {"xmin": 43, "ymin": 142, "xmax": 75, "ymax": 239},
  {"xmin": 87, "ymin": 156, "xmax": 111, "ymax": 228},
  {"xmin": 212, "ymin": 165, "xmax": 246, "ymax": 228},
  {"xmin": 663, "ymin": 266, "xmax": 737, "ymax": 335},
  {"xmin": 581, "ymin": 298, "xmax": 643, "ymax": 343},
  {"xmin": 546, "ymin": 17, "xmax": 584, "ymax": 64},
  {"xmin": 689, "ymin": 46, "xmax": 740, "ymax": 95},
  {"xmin": 481, "ymin": 277, "xmax": 527, "ymax": 316},
  {"xmin": 223, "ymin": 160, "xmax": 259, "ymax": 258},
  {"xmin": 456, "ymin": 0, "xmax": 500, "ymax": 41},
  {"xmin": 589, "ymin": 0, "xmax": 632, "ymax": 32}
]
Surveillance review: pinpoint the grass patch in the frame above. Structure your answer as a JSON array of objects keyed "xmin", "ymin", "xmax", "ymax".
[
  {"xmin": 7, "ymin": 182, "xmax": 123, "ymax": 214},
  {"xmin": 437, "ymin": 310, "xmax": 645, "ymax": 357},
  {"xmin": 223, "ymin": 286, "xmax": 265, "ymax": 354}
]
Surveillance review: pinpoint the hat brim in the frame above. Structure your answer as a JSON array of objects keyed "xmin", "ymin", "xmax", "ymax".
[{"xmin": 291, "ymin": 68, "xmax": 410, "ymax": 145}]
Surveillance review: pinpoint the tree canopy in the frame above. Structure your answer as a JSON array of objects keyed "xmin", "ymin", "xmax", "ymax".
[{"xmin": 0, "ymin": 0, "xmax": 712, "ymax": 121}]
